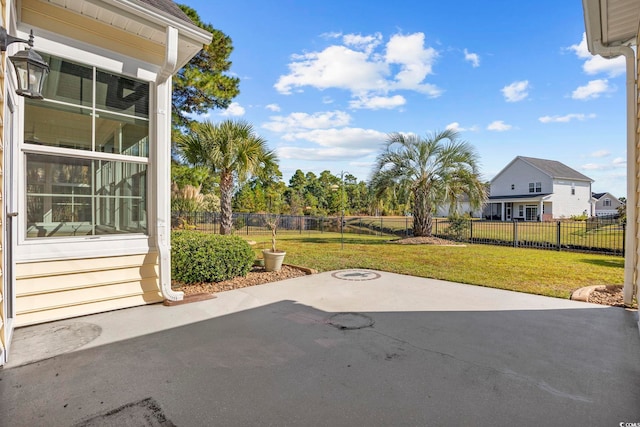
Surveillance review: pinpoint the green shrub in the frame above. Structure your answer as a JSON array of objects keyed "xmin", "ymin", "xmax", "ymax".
[
  {"xmin": 171, "ymin": 231, "xmax": 254, "ymax": 284},
  {"xmin": 570, "ymin": 213, "xmax": 588, "ymax": 221},
  {"xmin": 445, "ymin": 213, "xmax": 471, "ymax": 241}
]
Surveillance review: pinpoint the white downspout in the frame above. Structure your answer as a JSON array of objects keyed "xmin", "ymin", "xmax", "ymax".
[
  {"xmin": 592, "ymin": 41, "xmax": 636, "ymax": 307},
  {"xmin": 156, "ymin": 26, "xmax": 183, "ymax": 301}
]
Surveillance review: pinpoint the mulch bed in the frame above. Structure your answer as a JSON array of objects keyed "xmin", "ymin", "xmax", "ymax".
[
  {"xmin": 389, "ymin": 236, "xmax": 464, "ymax": 245},
  {"xmin": 588, "ymin": 285, "xmax": 638, "ymax": 308},
  {"xmin": 171, "ymin": 265, "xmax": 311, "ymax": 297}
]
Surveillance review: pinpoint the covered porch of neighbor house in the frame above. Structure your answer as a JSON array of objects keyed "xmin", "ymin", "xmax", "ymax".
[{"xmin": 484, "ymin": 195, "xmax": 553, "ymax": 221}]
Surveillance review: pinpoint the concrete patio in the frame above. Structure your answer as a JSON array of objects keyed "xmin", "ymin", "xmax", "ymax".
[{"xmin": 1, "ymin": 270, "xmax": 639, "ymax": 426}]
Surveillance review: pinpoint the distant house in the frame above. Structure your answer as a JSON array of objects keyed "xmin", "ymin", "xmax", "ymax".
[
  {"xmin": 592, "ymin": 192, "xmax": 624, "ymax": 217},
  {"xmin": 435, "ymin": 194, "xmax": 484, "ymax": 218},
  {"xmin": 484, "ymin": 156, "xmax": 594, "ymax": 221}
]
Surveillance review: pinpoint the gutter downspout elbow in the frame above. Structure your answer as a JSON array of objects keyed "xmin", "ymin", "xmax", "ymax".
[{"xmin": 593, "ymin": 40, "xmax": 636, "ymax": 306}]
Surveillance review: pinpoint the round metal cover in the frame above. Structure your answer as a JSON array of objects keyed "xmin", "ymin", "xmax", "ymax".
[
  {"xmin": 327, "ymin": 312, "xmax": 374, "ymax": 330},
  {"xmin": 331, "ymin": 270, "xmax": 381, "ymax": 281}
]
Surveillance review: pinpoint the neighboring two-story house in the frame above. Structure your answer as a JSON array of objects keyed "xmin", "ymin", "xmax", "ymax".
[
  {"xmin": 484, "ymin": 156, "xmax": 594, "ymax": 221},
  {"xmin": 592, "ymin": 192, "xmax": 624, "ymax": 217}
]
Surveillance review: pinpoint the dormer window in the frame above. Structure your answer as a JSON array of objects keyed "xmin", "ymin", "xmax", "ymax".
[{"xmin": 604, "ymin": 198, "xmax": 611, "ymax": 207}]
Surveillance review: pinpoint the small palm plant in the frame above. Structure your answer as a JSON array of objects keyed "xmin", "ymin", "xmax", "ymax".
[
  {"xmin": 262, "ymin": 213, "xmax": 286, "ymax": 271},
  {"xmin": 264, "ymin": 213, "xmax": 281, "ymax": 252}
]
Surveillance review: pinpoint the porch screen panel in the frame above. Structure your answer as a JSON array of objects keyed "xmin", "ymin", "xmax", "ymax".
[{"xmin": 23, "ymin": 54, "xmax": 149, "ymax": 239}]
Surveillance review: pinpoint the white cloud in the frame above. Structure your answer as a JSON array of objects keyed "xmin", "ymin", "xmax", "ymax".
[
  {"xmin": 277, "ymin": 146, "xmax": 374, "ymax": 161},
  {"xmin": 385, "ymin": 33, "xmax": 440, "ymax": 94},
  {"xmin": 274, "ymin": 31, "xmax": 442, "ymax": 106},
  {"xmin": 538, "ymin": 113, "xmax": 596, "ymax": 123},
  {"xmin": 262, "ymin": 111, "xmax": 351, "ymax": 133},
  {"xmin": 572, "ymin": 79, "xmax": 611, "ymax": 100},
  {"xmin": 349, "ymin": 95, "xmax": 406, "ymax": 110},
  {"xmin": 463, "ymin": 48, "xmax": 480, "ymax": 67},
  {"xmin": 568, "ymin": 33, "xmax": 626, "ymax": 77},
  {"xmin": 501, "ymin": 80, "xmax": 529, "ymax": 102},
  {"xmin": 282, "ymin": 127, "xmax": 386, "ymax": 148},
  {"xmin": 487, "ymin": 120, "xmax": 512, "ymax": 131},
  {"xmin": 220, "ymin": 102, "xmax": 245, "ymax": 117},
  {"xmin": 343, "ymin": 33, "xmax": 383, "ymax": 55},
  {"xmin": 590, "ymin": 150, "xmax": 610, "ymax": 158},
  {"xmin": 265, "ymin": 104, "xmax": 281, "ymax": 112},
  {"xmin": 612, "ymin": 157, "xmax": 626, "ymax": 166},
  {"xmin": 446, "ymin": 122, "xmax": 479, "ymax": 132},
  {"xmin": 581, "ymin": 157, "xmax": 626, "ymax": 171},
  {"xmin": 581, "ymin": 163, "xmax": 602, "ymax": 170},
  {"xmin": 276, "ymin": 127, "xmax": 386, "ymax": 161}
]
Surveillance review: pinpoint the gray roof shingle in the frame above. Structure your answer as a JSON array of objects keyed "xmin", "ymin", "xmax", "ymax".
[
  {"xmin": 518, "ymin": 156, "xmax": 593, "ymax": 182},
  {"xmin": 136, "ymin": 0, "xmax": 193, "ymax": 24}
]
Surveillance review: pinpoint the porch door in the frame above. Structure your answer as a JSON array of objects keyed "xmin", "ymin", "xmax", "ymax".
[
  {"xmin": 505, "ymin": 203, "xmax": 512, "ymax": 221},
  {"xmin": 525, "ymin": 205, "xmax": 538, "ymax": 221},
  {"xmin": 2, "ymin": 95, "xmax": 16, "ymax": 361}
]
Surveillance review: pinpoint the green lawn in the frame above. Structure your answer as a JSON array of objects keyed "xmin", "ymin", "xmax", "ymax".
[{"xmin": 247, "ymin": 232, "xmax": 624, "ymax": 300}]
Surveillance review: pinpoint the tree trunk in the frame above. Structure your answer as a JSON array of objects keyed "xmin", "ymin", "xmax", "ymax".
[
  {"xmin": 413, "ymin": 188, "xmax": 433, "ymax": 237},
  {"xmin": 219, "ymin": 171, "xmax": 234, "ymax": 235}
]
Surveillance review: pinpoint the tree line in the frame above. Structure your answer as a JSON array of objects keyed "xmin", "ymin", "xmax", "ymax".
[{"xmin": 172, "ymin": 5, "xmax": 486, "ymax": 236}]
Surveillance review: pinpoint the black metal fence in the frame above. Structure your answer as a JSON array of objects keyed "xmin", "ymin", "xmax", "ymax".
[{"xmin": 172, "ymin": 211, "xmax": 625, "ymax": 256}]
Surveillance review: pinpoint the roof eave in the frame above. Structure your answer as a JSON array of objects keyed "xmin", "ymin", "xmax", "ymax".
[{"xmin": 102, "ymin": 0, "xmax": 212, "ymax": 45}]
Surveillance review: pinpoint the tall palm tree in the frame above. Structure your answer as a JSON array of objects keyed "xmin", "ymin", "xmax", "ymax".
[
  {"xmin": 370, "ymin": 129, "xmax": 486, "ymax": 237},
  {"xmin": 177, "ymin": 119, "xmax": 278, "ymax": 234}
]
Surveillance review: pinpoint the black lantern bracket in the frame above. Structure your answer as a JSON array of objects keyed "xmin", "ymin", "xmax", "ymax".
[{"xmin": 0, "ymin": 27, "xmax": 49, "ymax": 99}]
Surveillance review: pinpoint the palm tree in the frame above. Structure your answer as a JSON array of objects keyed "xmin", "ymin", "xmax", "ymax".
[
  {"xmin": 370, "ymin": 129, "xmax": 486, "ymax": 237},
  {"xmin": 177, "ymin": 119, "xmax": 278, "ymax": 235}
]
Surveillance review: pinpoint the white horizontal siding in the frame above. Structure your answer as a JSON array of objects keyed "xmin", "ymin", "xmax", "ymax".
[{"xmin": 15, "ymin": 252, "xmax": 161, "ymax": 326}]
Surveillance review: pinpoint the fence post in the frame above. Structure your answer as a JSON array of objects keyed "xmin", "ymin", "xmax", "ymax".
[
  {"xmin": 622, "ymin": 222, "xmax": 626, "ymax": 257},
  {"xmin": 299, "ymin": 216, "xmax": 302, "ymax": 234},
  {"xmin": 469, "ymin": 219, "xmax": 473, "ymax": 242},
  {"xmin": 513, "ymin": 221, "xmax": 518, "ymax": 247},
  {"xmin": 435, "ymin": 218, "xmax": 438, "ymax": 236},
  {"xmin": 556, "ymin": 221, "xmax": 561, "ymax": 251},
  {"xmin": 406, "ymin": 216, "xmax": 408, "ymax": 236}
]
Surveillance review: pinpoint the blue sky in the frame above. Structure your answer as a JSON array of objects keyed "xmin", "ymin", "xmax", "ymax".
[{"xmin": 182, "ymin": 0, "xmax": 627, "ymax": 197}]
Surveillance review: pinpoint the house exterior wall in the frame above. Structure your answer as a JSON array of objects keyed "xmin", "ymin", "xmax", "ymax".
[
  {"xmin": 548, "ymin": 179, "xmax": 592, "ymax": 218},
  {"xmin": 0, "ymin": 1, "xmax": 7, "ymax": 363},
  {"xmin": 435, "ymin": 202, "xmax": 483, "ymax": 218},
  {"xmin": 7, "ymin": 2, "xmax": 181, "ymax": 329},
  {"xmin": 14, "ymin": 253, "xmax": 162, "ymax": 326},
  {"xmin": 491, "ymin": 158, "xmax": 553, "ymax": 196}
]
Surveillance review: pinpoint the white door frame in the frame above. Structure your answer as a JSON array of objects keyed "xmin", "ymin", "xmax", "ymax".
[{"xmin": 2, "ymin": 93, "xmax": 17, "ymax": 364}]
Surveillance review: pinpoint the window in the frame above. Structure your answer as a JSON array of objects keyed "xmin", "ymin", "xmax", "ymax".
[
  {"xmin": 24, "ymin": 55, "xmax": 149, "ymax": 239},
  {"xmin": 604, "ymin": 198, "xmax": 611, "ymax": 207},
  {"xmin": 529, "ymin": 182, "xmax": 542, "ymax": 193},
  {"xmin": 519, "ymin": 205, "xmax": 524, "ymax": 216},
  {"xmin": 571, "ymin": 183, "xmax": 575, "ymax": 195}
]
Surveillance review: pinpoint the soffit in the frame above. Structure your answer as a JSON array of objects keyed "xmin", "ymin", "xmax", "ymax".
[
  {"xmin": 20, "ymin": 0, "xmax": 210, "ymax": 68},
  {"xmin": 585, "ymin": 0, "xmax": 640, "ymax": 46}
]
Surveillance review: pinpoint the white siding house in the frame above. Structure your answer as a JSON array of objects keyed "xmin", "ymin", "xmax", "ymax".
[{"xmin": 485, "ymin": 156, "xmax": 594, "ymax": 221}]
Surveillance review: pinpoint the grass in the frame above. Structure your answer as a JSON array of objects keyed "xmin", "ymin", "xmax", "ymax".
[{"xmin": 246, "ymin": 232, "xmax": 624, "ymax": 300}]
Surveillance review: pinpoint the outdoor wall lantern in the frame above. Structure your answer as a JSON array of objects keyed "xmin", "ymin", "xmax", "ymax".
[{"xmin": 0, "ymin": 27, "xmax": 49, "ymax": 99}]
